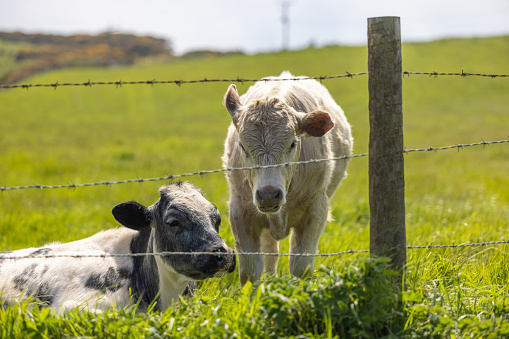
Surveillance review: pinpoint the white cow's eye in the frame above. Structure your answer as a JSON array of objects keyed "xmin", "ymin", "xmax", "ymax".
[
  {"xmin": 289, "ymin": 140, "xmax": 297, "ymax": 152},
  {"xmin": 239, "ymin": 143, "xmax": 249, "ymax": 158}
]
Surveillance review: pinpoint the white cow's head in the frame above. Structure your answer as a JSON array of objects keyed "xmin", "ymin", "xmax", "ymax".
[{"xmin": 223, "ymin": 84, "xmax": 334, "ymax": 214}]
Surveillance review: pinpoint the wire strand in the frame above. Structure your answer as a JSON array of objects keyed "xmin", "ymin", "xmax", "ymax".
[
  {"xmin": 1, "ymin": 240, "xmax": 507, "ymax": 261},
  {"xmin": 2, "ymin": 71, "xmax": 509, "ymax": 89},
  {"xmin": 1, "ymin": 139, "xmax": 507, "ymax": 192}
]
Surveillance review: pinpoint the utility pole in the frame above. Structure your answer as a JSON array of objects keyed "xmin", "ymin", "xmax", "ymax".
[{"xmin": 281, "ymin": 1, "xmax": 291, "ymax": 50}]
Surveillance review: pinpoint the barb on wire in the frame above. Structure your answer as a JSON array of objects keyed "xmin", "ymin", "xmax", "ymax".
[
  {"xmin": 1, "ymin": 139, "xmax": 508, "ymax": 192},
  {"xmin": 0, "ymin": 240, "xmax": 507, "ymax": 261}
]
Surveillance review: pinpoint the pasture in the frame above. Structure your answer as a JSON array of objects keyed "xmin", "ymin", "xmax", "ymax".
[{"xmin": 1, "ymin": 36, "xmax": 509, "ymax": 337}]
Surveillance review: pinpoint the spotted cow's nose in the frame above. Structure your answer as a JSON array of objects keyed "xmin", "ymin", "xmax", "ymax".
[
  {"xmin": 210, "ymin": 246, "xmax": 236, "ymax": 274},
  {"xmin": 212, "ymin": 247, "xmax": 227, "ymax": 267},
  {"xmin": 256, "ymin": 186, "xmax": 283, "ymax": 212}
]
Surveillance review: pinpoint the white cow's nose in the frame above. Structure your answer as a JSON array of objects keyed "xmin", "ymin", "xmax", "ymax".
[{"xmin": 256, "ymin": 186, "xmax": 283, "ymax": 212}]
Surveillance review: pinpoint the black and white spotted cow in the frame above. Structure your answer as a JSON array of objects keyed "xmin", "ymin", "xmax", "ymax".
[{"xmin": 0, "ymin": 182, "xmax": 236, "ymax": 312}]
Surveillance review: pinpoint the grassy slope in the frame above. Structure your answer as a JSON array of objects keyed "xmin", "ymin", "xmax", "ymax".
[
  {"xmin": 0, "ymin": 40, "xmax": 34, "ymax": 81},
  {"xmin": 0, "ymin": 36, "xmax": 508, "ymax": 337}
]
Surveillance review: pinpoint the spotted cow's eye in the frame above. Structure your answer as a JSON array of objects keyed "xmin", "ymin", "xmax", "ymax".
[
  {"xmin": 213, "ymin": 214, "xmax": 221, "ymax": 230},
  {"xmin": 167, "ymin": 220, "xmax": 181, "ymax": 227}
]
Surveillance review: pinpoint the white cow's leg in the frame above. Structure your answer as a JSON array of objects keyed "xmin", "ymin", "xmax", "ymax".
[
  {"xmin": 235, "ymin": 237, "xmax": 263, "ymax": 286},
  {"xmin": 229, "ymin": 198, "xmax": 264, "ymax": 286},
  {"xmin": 260, "ymin": 228, "xmax": 278, "ymax": 275},
  {"xmin": 289, "ymin": 194, "xmax": 329, "ymax": 278}
]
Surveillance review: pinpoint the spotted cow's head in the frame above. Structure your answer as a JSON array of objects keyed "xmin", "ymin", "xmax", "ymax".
[
  {"xmin": 112, "ymin": 182, "xmax": 236, "ymax": 280},
  {"xmin": 223, "ymin": 84, "xmax": 334, "ymax": 214}
]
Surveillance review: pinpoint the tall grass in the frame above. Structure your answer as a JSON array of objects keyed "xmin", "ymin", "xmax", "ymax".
[{"xmin": 1, "ymin": 36, "xmax": 508, "ymax": 337}]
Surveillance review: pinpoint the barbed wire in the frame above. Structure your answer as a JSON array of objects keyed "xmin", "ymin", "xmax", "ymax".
[
  {"xmin": 0, "ymin": 240, "xmax": 507, "ymax": 261},
  {"xmin": 0, "ymin": 153, "xmax": 367, "ymax": 192},
  {"xmin": 1, "ymin": 139, "xmax": 507, "ymax": 192},
  {"xmin": 403, "ymin": 70, "xmax": 509, "ymax": 78},
  {"xmin": 0, "ymin": 73, "xmax": 368, "ymax": 90},
  {"xmin": 1, "ymin": 70, "xmax": 508, "ymax": 90},
  {"xmin": 406, "ymin": 240, "xmax": 509, "ymax": 250},
  {"xmin": 402, "ymin": 139, "xmax": 509, "ymax": 154}
]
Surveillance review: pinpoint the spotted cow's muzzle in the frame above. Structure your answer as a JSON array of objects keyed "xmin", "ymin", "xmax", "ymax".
[{"xmin": 191, "ymin": 245, "xmax": 236, "ymax": 279}]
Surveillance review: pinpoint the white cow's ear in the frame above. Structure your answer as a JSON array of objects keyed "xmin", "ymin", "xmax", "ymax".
[
  {"xmin": 223, "ymin": 84, "xmax": 241, "ymax": 124},
  {"xmin": 297, "ymin": 110, "xmax": 334, "ymax": 137},
  {"xmin": 112, "ymin": 201, "xmax": 152, "ymax": 231}
]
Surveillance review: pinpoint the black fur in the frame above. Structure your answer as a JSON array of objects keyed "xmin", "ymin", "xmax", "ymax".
[
  {"xmin": 85, "ymin": 266, "xmax": 130, "ymax": 293},
  {"xmin": 35, "ymin": 282, "xmax": 53, "ymax": 307},
  {"xmin": 112, "ymin": 201, "xmax": 152, "ymax": 231},
  {"xmin": 128, "ymin": 228, "xmax": 161, "ymax": 310},
  {"xmin": 28, "ymin": 248, "xmax": 51, "ymax": 257},
  {"xmin": 13, "ymin": 263, "xmax": 38, "ymax": 291}
]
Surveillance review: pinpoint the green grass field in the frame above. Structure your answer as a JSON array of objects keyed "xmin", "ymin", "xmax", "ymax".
[{"xmin": 1, "ymin": 36, "xmax": 508, "ymax": 337}]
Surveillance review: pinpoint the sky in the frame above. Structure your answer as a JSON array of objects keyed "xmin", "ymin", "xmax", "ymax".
[{"xmin": 0, "ymin": 1, "xmax": 508, "ymax": 55}]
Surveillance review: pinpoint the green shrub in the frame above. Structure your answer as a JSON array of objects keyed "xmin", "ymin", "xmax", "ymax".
[{"xmin": 250, "ymin": 258, "xmax": 404, "ymax": 338}]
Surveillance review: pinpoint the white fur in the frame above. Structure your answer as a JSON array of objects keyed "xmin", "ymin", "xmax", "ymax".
[
  {"xmin": 0, "ymin": 228, "xmax": 136, "ymax": 311},
  {"xmin": 223, "ymin": 71, "xmax": 353, "ymax": 285}
]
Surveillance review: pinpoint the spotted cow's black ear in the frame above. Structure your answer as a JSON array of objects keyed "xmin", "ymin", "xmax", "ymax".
[{"xmin": 112, "ymin": 201, "xmax": 152, "ymax": 231}]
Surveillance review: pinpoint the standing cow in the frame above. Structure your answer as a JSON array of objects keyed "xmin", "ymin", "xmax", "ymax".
[
  {"xmin": 222, "ymin": 71, "xmax": 353, "ymax": 285},
  {"xmin": 0, "ymin": 182, "xmax": 235, "ymax": 311}
]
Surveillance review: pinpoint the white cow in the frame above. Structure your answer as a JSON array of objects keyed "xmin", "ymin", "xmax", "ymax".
[
  {"xmin": 222, "ymin": 71, "xmax": 353, "ymax": 285},
  {"xmin": 0, "ymin": 182, "xmax": 235, "ymax": 311}
]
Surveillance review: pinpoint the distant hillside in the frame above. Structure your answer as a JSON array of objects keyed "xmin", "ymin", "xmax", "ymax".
[
  {"xmin": 0, "ymin": 32, "xmax": 245, "ymax": 85},
  {"xmin": 0, "ymin": 31, "xmax": 172, "ymax": 54},
  {"xmin": 0, "ymin": 32, "xmax": 173, "ymax": 84}
]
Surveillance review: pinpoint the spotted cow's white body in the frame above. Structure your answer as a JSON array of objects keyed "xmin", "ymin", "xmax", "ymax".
[
  {"xmin": 0, "ymin": 228, "xmax": 137, "ymax": 311},
  {"xmin": 0, "ymin": 182, "xmax": 236, "ymax": 312}
]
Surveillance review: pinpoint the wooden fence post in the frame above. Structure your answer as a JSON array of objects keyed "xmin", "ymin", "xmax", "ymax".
[{"xmin": 368, "ymin": 16, "xmax": 407, "ymax": 273}]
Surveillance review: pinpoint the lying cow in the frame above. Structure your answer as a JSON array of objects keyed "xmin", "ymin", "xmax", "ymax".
[
  {"xmin": 222, "ymin": 71, "xmax": 353, "ymax": 285},
  {"xmin": 0, "ymin": 182, "xmax": 235, "ymax": 311}
]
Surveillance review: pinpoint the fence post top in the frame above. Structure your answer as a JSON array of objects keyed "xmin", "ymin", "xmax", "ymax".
[{"xmin": 368, "ymin": 16, "xmax": 400, "ymax": 21}]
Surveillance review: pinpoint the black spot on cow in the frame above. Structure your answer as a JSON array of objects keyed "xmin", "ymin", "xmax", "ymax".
[
  {"xmin": 28, "ymin": 248, "xmax": 52, "ymax": 257},
  {"xmin": 116, "ymin": 266, "xmax": 131, "ymax": 280},
  {"xmin": 13, "ymin": 263, "xmax": 38, "ymax": 291},
  {"xmin": 85, "ymin": 267, "xmax": 130, "ymax": 293},
  {"xmin": 35, "ymin": 282, "xmax": 54, "ymax": 307},
  {"xmin": 11, "ymin": 263, "xmax": 53, "ymax": 307}
]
